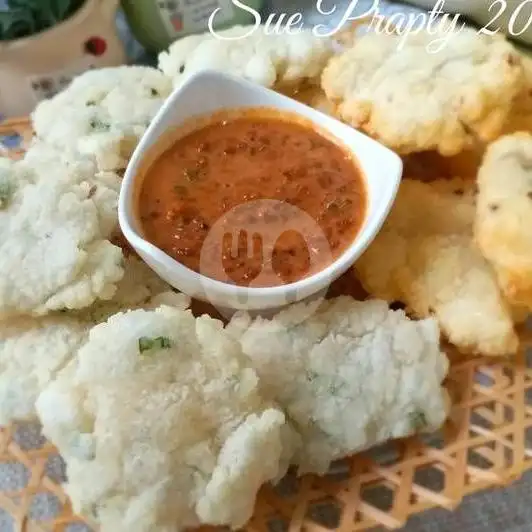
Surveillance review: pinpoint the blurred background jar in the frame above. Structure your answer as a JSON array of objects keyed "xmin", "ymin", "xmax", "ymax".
[
  {"xmin": 121, "ymin": 0, "xmax": 265, "ymax": 54},
  {"xmin": 0, "ymin": 0, "xmax": 126, "ymax": 118}
]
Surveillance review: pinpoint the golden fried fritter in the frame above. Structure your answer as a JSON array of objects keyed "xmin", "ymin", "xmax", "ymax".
[
  {"xmin": 475, "ymin": 133, "xmax": 532, "ymax": 310},
  {"xmin": 322, "ymin": 25, "xmax": 523, "ymax": 155},
  {"xmin": 355, "ymin": 179, "xmax": 518, "ymax": 356}
]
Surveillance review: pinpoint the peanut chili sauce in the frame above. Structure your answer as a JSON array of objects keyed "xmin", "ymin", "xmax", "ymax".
[{"xmin": 138, "ymin": 108, "xmax": 367, "ymax": 288}]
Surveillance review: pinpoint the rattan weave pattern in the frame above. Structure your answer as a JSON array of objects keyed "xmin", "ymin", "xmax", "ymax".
[{"xmin": 1, "ymin": 118, "xmax": 532, "ymax": 532}]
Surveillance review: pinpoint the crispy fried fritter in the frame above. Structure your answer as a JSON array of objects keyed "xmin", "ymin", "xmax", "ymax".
[
  {"xmin": 23, "ymin": 140, "xmax": 122, "ymax": 235},
  {"xmin": 0, "ymin": 257, "xmax": 188, "ymax": 425},
  {"xmin": 228, "ymin": 297, "xmax": 449, "ymax": 475},
  {"xmin": 37, "ymin": 306, "xmax": 293, "ymax": 532},
  {"xmin": 0, "ymin": 155, "xmax": 124, "ymax": 318},
  {"xmin": 475, "ymin": 133, "xmax": 532, "ymax": 310},
  {"xmin": 355, "ymin": 179, "xmax": 518, "ymax": 356},
  {"xmin": 158, "ymin": 26, "xmax": 333, "ymax": 91},
  {"xmin": 78, "ymin": 256, "xmax": 189, "ymax": 323},
  {"xmin": 322, "ymin": 25, "xmax": 523, "ymax": 155},
  {"xmin": 503, "ymin": 55, "xmax": 532, "ymax": 133},
  {"xmin": 0, "ymin": 315, "xmax": 87, "ymax": 425},
  {"xmin": 32, "ymin": 67, "xmax": 172, "ymax": 171}
]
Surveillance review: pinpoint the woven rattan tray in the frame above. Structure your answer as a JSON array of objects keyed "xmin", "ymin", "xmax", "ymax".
[{"xmin": 1, "ymin": 117, "xmax": 532, "ymax": 532}]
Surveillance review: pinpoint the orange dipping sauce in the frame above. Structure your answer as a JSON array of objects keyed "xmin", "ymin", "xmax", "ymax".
[{"xmin": 138, "ymin": 109, "xmax": 366, "ymax": 287}]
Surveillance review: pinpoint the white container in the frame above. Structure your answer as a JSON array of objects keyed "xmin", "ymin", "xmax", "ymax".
[
  {"xmin": 0, "ymin": 0, "xmax": 126, "ymax": 118},
  {"xmin": 119, "ymin": 70, "xmax": 403, "ymax": 312}
]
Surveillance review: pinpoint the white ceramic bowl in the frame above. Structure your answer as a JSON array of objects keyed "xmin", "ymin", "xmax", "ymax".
[{"xmin": 119, "ymin": 70, "xmax": 403, "ymax": 311}]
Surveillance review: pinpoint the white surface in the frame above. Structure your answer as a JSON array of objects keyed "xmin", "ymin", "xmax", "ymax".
[{"xmin": 119, "ymin": 69, "xmax": 402, "ymax": 311}]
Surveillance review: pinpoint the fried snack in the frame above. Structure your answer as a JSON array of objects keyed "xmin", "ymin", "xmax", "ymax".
[
  {"xmin": 0, "ymin": 155, "xmax": 124, "ymax": 318},
  {"xmin": 322, "ymin": 25, "xmax": 523, "ymax": 155},
  {"xmin": 355, "ymin": 179, "xmax": 518, "ymax": 356},
  {"xmin": 158, "ymin": 26, "xmax": 333, "ymax": 91},
  {"xmin": 31, "ymin": 67, "xmax": 172, "ymax": 171},
  {"xmin": 228, "ymin": 297, "xmax": 449, "ymax": 475},
  {"xmin": 0, "ymin": 257, "xmax": 188, "ymax": 425},
  {"xmin": 503, "ymin": 55, "xmax": 532, "ymax": 133},
  {"xmin": 0, "ymin": 315, "xmax": 87, "ymax": 425},
  {"xmin": 475, "ymin": 133, "xmax": 532, "ymax": 310},
  {"xmin": 37, "ymin": 306, "xmax": 293, "ymax": 532},
  {"xmin": 23, "ymin": 140, "xmax": 122, "ymax": 234},
  {"xmin": 79, "ymin": 255, "xmax": 190, "ymax": 323}
]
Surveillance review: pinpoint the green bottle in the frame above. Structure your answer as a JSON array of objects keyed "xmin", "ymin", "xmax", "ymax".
[{"xmin": 121, "ymin": 0, "xmax": 265, "ymax": 53}]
